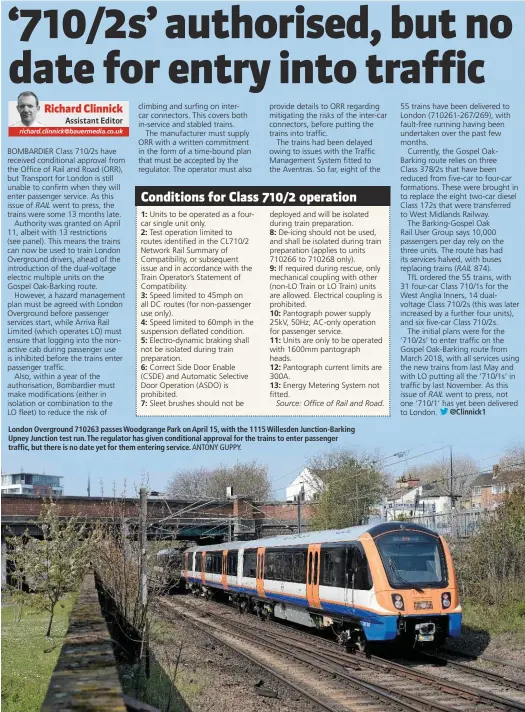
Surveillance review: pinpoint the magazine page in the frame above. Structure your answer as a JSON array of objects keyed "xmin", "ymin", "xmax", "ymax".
[{"xmin": 2, "ymin": 2, "xmax": 524, "ymax": 711}]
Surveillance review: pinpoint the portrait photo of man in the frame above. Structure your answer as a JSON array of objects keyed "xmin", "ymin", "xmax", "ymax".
[{"xmin": 11, "ymin": 91, "xmax": 45, "ymax": 127}]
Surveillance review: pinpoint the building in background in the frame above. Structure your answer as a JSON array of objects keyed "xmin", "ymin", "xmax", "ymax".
[
  {"xmin": 384, "ymin": 477, "xmax": 450, "ymax": 520},
  {"xmin": 286, "ymin": 468, "xmax": 323, "ymax": 502},
  {"xmin": 1, "ymin": 472, "xmax": 63, "ymax": 496},
  {"xmin": 469, "ymin": 466, "xmax": 524, "ymax": 510}
]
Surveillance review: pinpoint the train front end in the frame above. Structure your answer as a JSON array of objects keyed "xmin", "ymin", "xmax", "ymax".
[{"xmin": 362, "ymin": 525, "xmax": 461, "ymax": 646}]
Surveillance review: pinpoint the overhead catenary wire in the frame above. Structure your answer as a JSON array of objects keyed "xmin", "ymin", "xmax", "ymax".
[
  {"xmin": 285, "ymin": 448, "xmax": 520, "ymax": 495},
  {"xmin": 140, "ymin": 453, "xmax": 524, "ymax": 537},
  {"xmin": 270, "ymin": 442, "xmax": 473, "ymax": 497}
]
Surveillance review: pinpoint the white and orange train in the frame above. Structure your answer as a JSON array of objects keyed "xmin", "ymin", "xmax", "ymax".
[{"xmin": 183, "ymin": 521, "xmax": 462, "ymax": 648}]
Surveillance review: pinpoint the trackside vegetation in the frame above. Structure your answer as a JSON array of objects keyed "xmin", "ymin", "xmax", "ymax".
[
  {"xmin": 2, "ymin": 502, "xmax": 90, "ymax": 712},
  {"xmin": 452, "ymin": 487, "xmax": 525, "ymax": 641},
  {"xmin": 7, "ymin": 501, "xmax": 90, "ymax": 637},
  {"xmin": 1, "ymin": 594, "xmax": 76, "ymax": 712}
]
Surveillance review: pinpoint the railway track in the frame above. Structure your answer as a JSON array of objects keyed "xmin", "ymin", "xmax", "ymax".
[
  {"xmin": 158, "ymin": 598, "xmax": 403, "ymax": 712},
  {"xmin": 159, "ymin": 595, "xmax": 525, "ymax": 712},
  {"xmin": 409, "ymin": 651, "xmax": 525, "ymax": 695},
  {"xmin": 173, "ymin": 595, "xmax": 525, "ymax": 696},
  {"xmin": 440, "ymin": 648, "xmax": 525, "ymax": 673}
]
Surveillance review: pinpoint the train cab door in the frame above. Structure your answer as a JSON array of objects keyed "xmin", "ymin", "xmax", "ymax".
[
  {"xmin": 344, "ymin": 546, "xmax": 360, "ymax": 608},
  {"xmin": 344, "ymin": 547, "xmax": 352, "ymax": 607},
  {"xmin": 306, "ymin": 544, "xmax": 321, "ymax": 609},
  {"xmin": 256, "ymin": 547, "xmax": 265, "ymax": 597},
  {"xmin": 222, "ymin": 550, "xmax": 228, "ymax": 590},
  {"xmin": 201, "ymin": 551, "xmax": 206, "ymax": 584}
]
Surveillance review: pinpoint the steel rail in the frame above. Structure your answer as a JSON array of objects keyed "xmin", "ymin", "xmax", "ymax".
[
  {"xmin": 156, "ymin": 600, "xmax": 375, "ymax": 712},
  {"xmin": 165, "ymin": 596, "xmax": 525, "ymax": 712},
  {"xmin": 210, "ymin": 611, "xmax": 525, "ymax": 712},
  {"xmin": 160, "ymin": 599, "xmax": 459, "ymax": 712},
  {"xmin": 440, "ymin": 648, "xmax": 525, "ymax": 673},
  {"xmin": 416, "ymin": 651, "xmax": 525, "ymax": 694}
]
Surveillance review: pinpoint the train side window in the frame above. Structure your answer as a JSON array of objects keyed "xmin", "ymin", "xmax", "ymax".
[
  {"xmin": 321, "ymin": 548, "xmax": 345, "ymax": 587},
  {"xmin": 347, "ymin": 546, "xmax": 373, "ymax": 590},
  {"xmin": 313, "ymin": 552, "xmax": 319, "ymax": 584},
  {"xmin": 293, "ymin": 552, "xmax": 306, "ymax": 583},
  {"xmin": 282, "ymin": 552, "xmax": 293, "ymax": 582},
  {"xmin": 195, "ymin": 552, "xmax": 202, "ymax": 572},
  {"xmin": 207, "ymin": 553, "xmax": 220, "ymax": 574},
  {"xmin": 355, "ymin": 548, "xmax": 372, "ymax": 590},
  {"xmin": 265, "ymin": 551, "xmax": 276, "ymax": 580},
  {"xmin": 275, "ymin": 553, "xmax": 284, "ymax": 580},
  {"xmin": 227, "ymin": 552, "xmax": 237, "ymax": 576},
  {"xmin": 307, "ymin": 552, "xmax": 312, "ymax": 585}
]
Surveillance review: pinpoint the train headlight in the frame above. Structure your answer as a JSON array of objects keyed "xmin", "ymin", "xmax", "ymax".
[
  {"xmin": 441, "ymin": 592, "xmax": 451, "ymax": 609},
  {"xmin": 392, "ymin": 594, "xmax": 404, "ymax": 610}
]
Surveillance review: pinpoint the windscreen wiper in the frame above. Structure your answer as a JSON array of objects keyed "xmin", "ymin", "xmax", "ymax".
[{"xmin": 388, "ymin": 557, "xmax": 425, "ymax": 594}]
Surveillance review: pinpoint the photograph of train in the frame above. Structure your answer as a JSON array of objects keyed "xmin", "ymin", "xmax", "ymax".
[{"xmin": 182, "ymin": 520, "xmax": 461, "ymax": 650}]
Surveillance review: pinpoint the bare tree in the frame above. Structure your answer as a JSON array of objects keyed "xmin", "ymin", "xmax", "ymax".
[
  {"xmin": 402, "ymin": 453, "xmax": 478, "ymax": 497},
  {"xmin": 91, "ymin": 488, "xmax": 187, "ymax": 703},
  {"xmin": 498, "ymin": 442, "xmax": 525, "ymax": 473},
  {"xmin": 307, "ymin": 450, "xmax": 386, "ymax": 530},
  {"xmin": 164, "ymin": 467, "xmax": 211, "ymax": 499},
  {"xmin": 166, "ymin": 461, "xmax": 271, "ymax": 500}
]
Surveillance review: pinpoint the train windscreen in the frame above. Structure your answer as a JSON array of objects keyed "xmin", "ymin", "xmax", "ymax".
[{"xmin": 375, "ymin": 531, "xmax": 447, "ymax": 588}]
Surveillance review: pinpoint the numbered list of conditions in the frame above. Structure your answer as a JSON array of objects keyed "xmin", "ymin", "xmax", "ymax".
[{"xmin": 136, "ymin": 187, "xmax": 390, "ymax": 416}]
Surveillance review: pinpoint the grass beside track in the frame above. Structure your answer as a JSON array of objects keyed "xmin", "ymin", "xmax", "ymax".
[
  {"xmin": 462, "ymin": 598, "xmax": 525, "ymax": 645},
  {"xmin": 1, "ymin": 595, "xmax": 75, "ymax": 712},
  {"xmin": 118, "ymin": 611, "xmax": 203, "ymax": 712}
]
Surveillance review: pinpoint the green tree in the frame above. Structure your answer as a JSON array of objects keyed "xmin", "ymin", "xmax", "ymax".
[
  {"xmin": 166, "ymin": 460, "xmax": 271, "ymax": 500},
  {"xmin": 7, "ymin": 501, "xmax": 90, "ymax": 637},
  {"xmin": 453, "ymin": 486, "xmax": 525, "ymax": 605},
  {"xmin": 307, "ymin": 450, "xmax": 385, "ymax": 530}
]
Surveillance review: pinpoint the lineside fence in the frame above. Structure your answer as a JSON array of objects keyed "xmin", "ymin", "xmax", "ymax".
[{"xmin": 405, "ymin": 509, "xmax": 494, "ymax": 538}]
